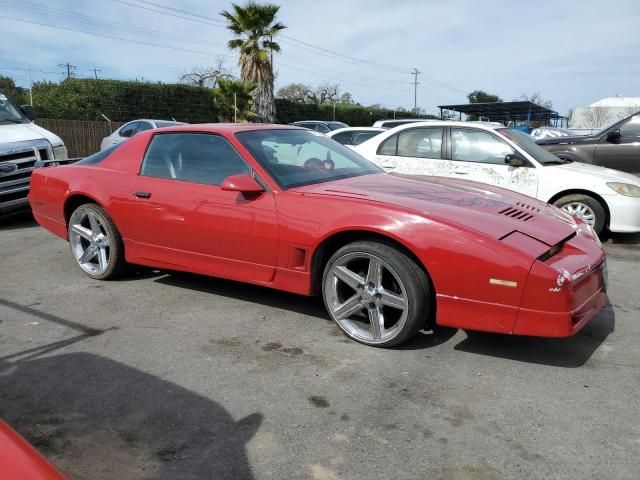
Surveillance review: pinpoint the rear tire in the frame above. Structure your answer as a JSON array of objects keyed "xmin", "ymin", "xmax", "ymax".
[
  {"xmin": 553, "ymin": 194, "xmax": 606, "ymax": 235},
  {"xmin": 68, "ymin": 203, "xmax": 126, "ymax": 280},
  {"xmin": 322, "ymin": 240, "xmax": 431, "ymax": 347}
]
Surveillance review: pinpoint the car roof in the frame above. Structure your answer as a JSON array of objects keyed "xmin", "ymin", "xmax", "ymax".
[
  {"xmin": 124, "ymin": 119, "xmax": 187, "ymax": 124},
  {"xmin": 136, "ymin": 123, "xmax": 306, "ymax": 134},
  {"xmin": 382, "ymin": 120, "xmax": 503, "ymax": 132}
]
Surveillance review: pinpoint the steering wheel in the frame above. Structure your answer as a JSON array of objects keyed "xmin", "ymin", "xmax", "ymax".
[{"xmin": 304, "ymin": 157, "xmax": 334, "ymax": 171}]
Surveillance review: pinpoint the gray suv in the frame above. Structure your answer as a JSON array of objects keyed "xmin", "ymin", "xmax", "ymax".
[{"xmin": 537, "ymin": 111, "xmax": 640, "ymax": 176}]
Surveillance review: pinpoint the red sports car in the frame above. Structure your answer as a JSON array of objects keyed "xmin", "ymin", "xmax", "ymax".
[{"xmin": 28, "ymin": 124, "xmax": 607, "ymax": 347}]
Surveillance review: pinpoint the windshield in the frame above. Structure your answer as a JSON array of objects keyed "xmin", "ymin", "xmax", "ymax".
[
  {"xmin": 0, "ymin": 93, "xmax": 27, "ymax": 124},
  {"xmin": 497, "ymin": 128, "xmax": 565, "ymax": 165},
  {"xmin": 236, "ymin": 129, "xmax": 381, "ymax": 188},
  {"xmin": 327, "ymin": 122, "xmax": 348, "ymax": 130}
]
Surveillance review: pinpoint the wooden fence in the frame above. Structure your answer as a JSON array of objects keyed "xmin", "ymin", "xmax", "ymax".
[{"xmin": 36, "ymin": 118, "xmax": 125, "ymax": 158}]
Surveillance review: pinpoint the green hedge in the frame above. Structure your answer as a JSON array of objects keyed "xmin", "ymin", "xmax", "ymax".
[
  {"xmin": 32, "ymin": 78, "xmax": 218, "ymax": 123},
  {"xmin": 31, "ymin": 78, "xmax": 434, "ymax": 126}
]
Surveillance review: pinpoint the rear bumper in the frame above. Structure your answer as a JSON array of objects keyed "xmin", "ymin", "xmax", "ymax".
[{"xmin": 514, "ymin": 288, "xmax": 606, "ymax": 337}]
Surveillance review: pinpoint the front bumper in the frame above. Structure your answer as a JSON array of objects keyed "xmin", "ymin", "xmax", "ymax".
[{"xmin": 606, "ymin": 193, "xmax": 640, "ymax": 233}]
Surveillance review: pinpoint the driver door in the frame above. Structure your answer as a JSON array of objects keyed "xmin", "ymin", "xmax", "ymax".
[
  {"xmin": 129, "ymin": 132, "xmax": 278, "ymax": 283},
  {"xmin": 595, "ymin": 115, "xmax": 640, "ymax": 175},
  {"xmin": 449, "ymin": 127, "xmax": 539, "ymax": 197}
]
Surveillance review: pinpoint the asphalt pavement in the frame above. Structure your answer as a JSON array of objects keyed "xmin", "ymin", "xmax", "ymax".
[{"xmin": 1, "ymin": 211, "xmax": 639, "ymax": 480}]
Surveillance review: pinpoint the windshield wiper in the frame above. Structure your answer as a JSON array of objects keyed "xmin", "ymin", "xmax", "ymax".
[{"xmin": 0, "ymin": 118, "xmax": 24, "ymax": 124}]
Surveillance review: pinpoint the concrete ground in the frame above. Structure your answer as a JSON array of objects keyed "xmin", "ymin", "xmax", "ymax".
[{"xmin": 1, "ymin": 211, "xmax": 639, "ymax": 480}]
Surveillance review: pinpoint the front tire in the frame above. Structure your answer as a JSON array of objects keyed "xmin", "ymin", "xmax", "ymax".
[
  {"xmin": 68, "ymin": 203, "xmax": 126, "ymax": 280},
  {"xmin": 553, "ymin": 194, "xmax": 606, "ymax": 235},
  {"xmin": 322, "ymin": 240, "xmax": 431, "ymax": 347}
]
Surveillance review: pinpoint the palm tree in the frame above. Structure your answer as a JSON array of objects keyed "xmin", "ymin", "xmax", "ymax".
[
  {"xmin": 213, "ymin": 78, "xmax": 257, "ymax": 122},
  {"xmin": 220, "ymin": 2, "xmax": 286, "ymax": 123}
]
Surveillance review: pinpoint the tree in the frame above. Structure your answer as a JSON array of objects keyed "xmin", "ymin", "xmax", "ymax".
[
  {"xmin": 0, "ymin": 75, "xmax": 28, "ymax": 104},
  {"xmin": 277, "ymin": 83, "xmax": 312, "ymax": 103},
  {"xmin": 339, "ymin": 92, "xmax": 354, "ymax": 104},
  {"xmin": 221, "ymin": 2, "xmax": 286, "ymax": 123},
  {"xmin": 517, "ymin": 92, "xmax": 553, "ymax": 109},
  {"xmin": 213, "ymin": 78, "xmax": 257, "ymax": 122},
  {"xmin": 583, "ymin": 106, "xmax": 611, "ymax": 129},
  {"xmin": 180, "ymin": 58, "xmax": 235, "ymax": 88},
  {"xmin": 276, "ymin": 82, "xmax": 343, "ymax": 105},
  {"xmin": 467, "ymin": 90, "xmax": 502, "ymax": 103}
]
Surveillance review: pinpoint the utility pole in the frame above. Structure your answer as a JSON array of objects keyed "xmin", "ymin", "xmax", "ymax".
[
  {"xmin": 58, "ymin": 63, "xmax": 76, "ymax": 79},
  {"xmin": 411, "ymin": 68, "xmax": 420, "ymax": 114},
  {"xmin": 233, "ymin": 92, "xmax": 237, "ymax": 123},
  {"xmin": 89, "ymin": 67, "xmax": 101, "ymax": 79},
  {"xmin": 28, "ymin": 68, "xmax": 33, "ymax": 106}
]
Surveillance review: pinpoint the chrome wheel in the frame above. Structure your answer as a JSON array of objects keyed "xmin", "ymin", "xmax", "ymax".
[
  {"xmin": 324, "ymin": 252, "xmax": 409, "ymax": 345},
  {"xmin": 560, "ymin": 202, "xmax": 596, "ymax": 226},
  {"xmin": 69, "ymin": 210, "xmax": 111, "ymax": 275}
]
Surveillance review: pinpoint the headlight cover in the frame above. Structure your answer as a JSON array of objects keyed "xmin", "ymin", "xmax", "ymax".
[
  {"xmin": 607, "ymin": 182, "xmax": 640, "ymax": 197},
  {"xmin": 53, "ymin": 145, "xmax": 68, "ymax": 160}
]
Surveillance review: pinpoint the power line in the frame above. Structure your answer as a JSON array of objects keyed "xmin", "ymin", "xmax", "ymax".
[
  {"xmin": 58, "ymin": 62, "xmax": 76, "ymax": 79},
  {"xmin": 411, "ymin": 68, "xmax": 420, "ymax": 113}
]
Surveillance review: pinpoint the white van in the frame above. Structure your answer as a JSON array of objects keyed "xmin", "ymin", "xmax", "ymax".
[{"xmin": 0, "ymin": 92, "xmax": 69, "ymax": 215}]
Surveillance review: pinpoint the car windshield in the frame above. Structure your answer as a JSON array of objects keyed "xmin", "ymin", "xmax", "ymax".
[
  {"xmin": 327, "ymin": 122, "xmax": 348, "ymax": 130},
  {"xmin": 497, "ymin": 128, "xmax": 566, "ymax": 165},
  {"xmin": 0, "ymin": 93, "xmax": 27, "ymax": 124},
  {"xmin": 236, "ymin": 129, "xmax": 381, "ymax": 189}
]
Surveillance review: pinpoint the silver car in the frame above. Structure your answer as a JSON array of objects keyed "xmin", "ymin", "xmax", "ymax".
[{"xmin": 100, "ymin": 119, "xmax": 186, "ymax": 151}]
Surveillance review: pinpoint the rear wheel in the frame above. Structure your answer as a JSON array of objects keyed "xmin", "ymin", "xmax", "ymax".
[
  {"xmin": 322, "ymin": 241, "xmax": 431, "ymax": 347},
  {"xmin": 553, "ymin": 194, "xmax": 606, "ymax": 235},
  {"xmin": 68, "ymin": 204, "xmax": 126, "ymax": 280}
]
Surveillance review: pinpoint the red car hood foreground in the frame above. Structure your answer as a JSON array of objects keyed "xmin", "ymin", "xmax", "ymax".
[{"xmin": 293, "ymin": 173, "xmax": 577, "ymax": 246}]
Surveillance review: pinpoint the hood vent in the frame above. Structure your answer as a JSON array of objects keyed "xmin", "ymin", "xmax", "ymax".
[
  {"xmin": 515, "ymin": 201, "xmax": 541, "ymax": 213},
  {"xmin": 499, "ymin": 206, "xmax": 535, "ymax": 221}
]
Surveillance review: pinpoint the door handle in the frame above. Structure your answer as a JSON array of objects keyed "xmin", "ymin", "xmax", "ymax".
[
  {"xmin": 133, "ymin": 191, "xmax": 151, "ymax": 198},
  {"xmin": 453, "ymin": 169, "xmax": 468, "ymax": 175}
]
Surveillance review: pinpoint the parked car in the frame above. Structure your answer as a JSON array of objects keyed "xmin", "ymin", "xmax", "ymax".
[
  {"xmin": 100, "ymin": 119, "xmax": 186, "ymax": 151},
  {"xmin": 537, "ymin": 112, "xmax": 640, "ymax": 176},
  {"xmin": 0, "ymin": 420, "xmax": 66, "ymax": 479},
  {"xmin": 29, "ymin": 124, "xmax": 606, "ymax": 347},
  {"xmin": 372, "ymin": 118, "xmax": 436, "ymax": 129},
  {"xmin": 1, "ymin": 91, "xmax": 72, "ymax": 215},
  {"xmin": 353, "ymin": 121, "xmax": 640, "ymax": 234},
  {"xmin": 327, "ymin": 127, "xmax": 386, "ymax": 146},
  {"xmin": 289, "ymin": 120, "xmax": 348, "ymax": 134}
]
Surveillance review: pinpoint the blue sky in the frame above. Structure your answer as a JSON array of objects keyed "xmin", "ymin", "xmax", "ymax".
[{"xmin": 2, "ymin": 0, "xmax": 639, "ymax": 116}]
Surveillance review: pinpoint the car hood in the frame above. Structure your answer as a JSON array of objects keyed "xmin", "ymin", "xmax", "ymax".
[
  {"xmin": 0, "ymin": 122, "xmax": 64, "ymax": 146},
  {"xmin": 546, "ymin": 161, "xmax": 640, "ymax": 185},
  {"xmin": 293, "ymin": 173, "xmax": 577, "ymax": 246},
  {"xmin": 536, "ymin": 135, "xmax": 594, "ymax": 145}
]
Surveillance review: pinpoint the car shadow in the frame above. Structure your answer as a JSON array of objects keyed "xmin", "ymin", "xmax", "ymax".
[
  {"xmin": 154, "ymin": 271, "xmax": 329, "ymax": 321},
  {"xmin": 0, "ymin": 210, "xmax": 38, "ymax": 230},
  {"xmin": 0, "ymin": 352, "xmax": 260, "ymax": 480},
  {"xmin": 601, "ymin": 230, "xmax": 640, "ymax": 246},
  {"xmin": 452, "ymin": 301, "xmax": 615, "ymax": 368}
]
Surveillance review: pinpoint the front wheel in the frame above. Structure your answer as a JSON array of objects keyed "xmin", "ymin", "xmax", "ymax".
[
  {"xmin": 322, "ymin": 240, "xmax": 431, "ymax": 347},
  {"xmin": 553, "ymin": 194, "xmax": 606, "ymax": 235},
  {"xmin": 68, "ymin": 203, "xmax": 126, "ymax": 280}
]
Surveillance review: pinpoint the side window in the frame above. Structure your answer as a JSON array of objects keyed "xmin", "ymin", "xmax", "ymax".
[
  {"xmin": 353, "ymin": 131, "xmax": 382, "ymax": 145},
  {"xmin": 140, "ymin": 133, "xmax": 250, "ymax": 186},
  {"xmin": 136, "ymin": 121, "xmax": 153, "ymax": 133},
  {"xmin": 397, "ymin": 128, "xmax": 443, "ymax": 159},
  {"xmin": 316, "ymin": 124, "xmax": 331, "ymax": 133},
  {"xmin": 451, "ymin": 128, "xmax": 514, "ymax": 165},
  {"xmin": 331, "ymin": 131, "xmax": 353, "ymax": 145},
  {"xmin": 377, "ymin": 134, "xmax": 398, "ymax": 155},
  {"xmin": 620, "ymin": 116, "xmax": 640, "ymax": 137},
  {"xmin": 119, "ymin": 122, "xmax": 139, "ymax": 138}
]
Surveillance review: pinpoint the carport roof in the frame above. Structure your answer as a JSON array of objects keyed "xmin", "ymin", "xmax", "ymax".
[{"xmin": 438, "ymin": 101, "xmax": 562, "ymax": 121}]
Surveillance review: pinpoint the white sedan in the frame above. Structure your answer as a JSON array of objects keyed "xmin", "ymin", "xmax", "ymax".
[
  {"xmin": 327, "ymin": 127, "xmax": 386, "ymax": 147},
  {"xmin": 353, "ymin": 121, "xmax": 640, "ymax": 234},
  {"xmin": 100, "ymin": 119, "xmax": 186, "ymax": 151}
]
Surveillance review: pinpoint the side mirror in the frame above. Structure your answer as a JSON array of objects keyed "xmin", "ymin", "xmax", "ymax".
[
  {"xmin": 505, "ymin": 153, "xmax": 525, "ymax": 167},
  {"xmin": 20, "ymin": 105, "xmax": 36, "ymax": 121},
  {"xmin": 606, "ymin": 129, "xmax": 621, "ymax": 143},
  {"xmin": 221, "ymin": 174, "xmax": 264, "ymax": 194}
]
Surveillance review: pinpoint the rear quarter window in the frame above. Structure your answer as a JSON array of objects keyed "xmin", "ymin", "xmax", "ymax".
[{"xmin": 75, "ymin": 143, "xmax": 123, "ymax": 165}]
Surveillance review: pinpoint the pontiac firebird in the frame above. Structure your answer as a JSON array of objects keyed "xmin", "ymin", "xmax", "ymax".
[{"xmin": 28, "ymin": 124, "xmax": 607, "ymax": 347}]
